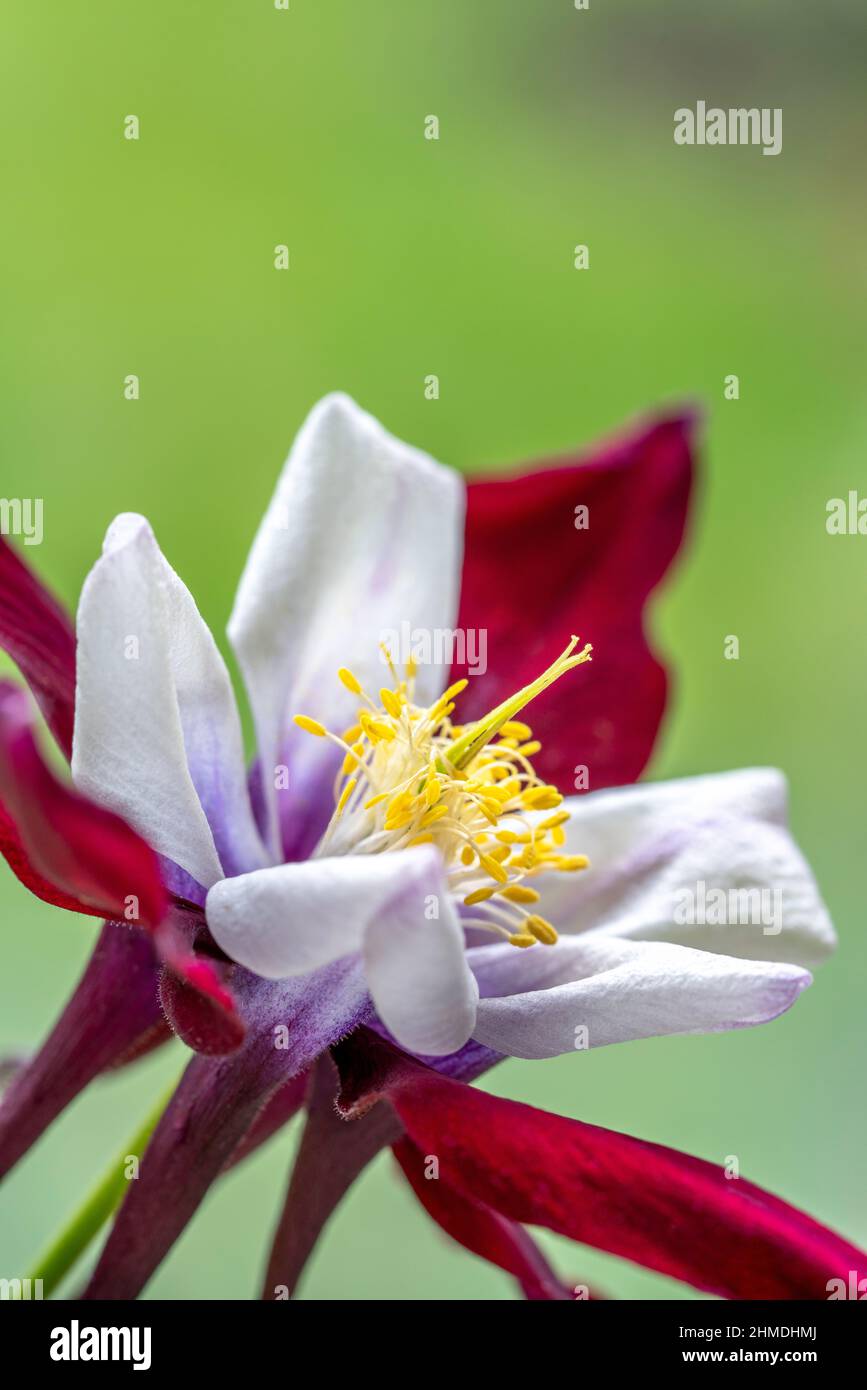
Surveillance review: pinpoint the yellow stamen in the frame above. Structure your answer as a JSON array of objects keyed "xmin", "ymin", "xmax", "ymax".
[
  {"xmin": 485, "ymin": 784, "xmax": 516, "ymax": 804},
  {"xmin": 303, "ymin": 637, "xmax": 592, "ymax": 956},
  {"xmin": 500, "ymin": 885, "xmax": 541, "ymax": 904},
  {"xmin": 380, "ymin": 688, "xmax": 402, "ymax": 719},
  {"xmin": 516, "ymin": 740, "xmax": 542, "ymax": 758},
  {"xmin": 341, "ymin": 742, "xmax": 365, "ymax": 775},
  {"xmin": 365, "ymin": 717, "xmax": 396, "ymax": 743},
  {"xmin": 525, "ymin": 914, "xmax": 558, "ymax": 945},
  {"xmin": 463, "ymin": 888, "xmax": 495, "ymax": 906},
  {"xmin": 479, "ymin": 852, "xmax": 509, "ymax": 884},
  {"xmin": 485, "ymin": 843, "xmax": 511, "ymax": 864},
  {"xmin": 522, "ymin": 787, "xmax": 563, "ymax": 811},
  {"xmin": 380, "ymin": 644, "xmax": 399, "ymax": 683},
  {"xmin": 294, "ymin": 714, "xmax": 327, "ymax": 737},
  {"xmin": 500, "ymin": 720, "xmax": 532, "ymax": 740},
  {"xmin": 338, "ymin": 667, "xmax": 363, "ymax": 695},
  {"xmin": 424, "ymin": 767, "xmax": 442, "ymax": 807},
  {"xmin": 429, "ymin": 700, "xmax": 455, "ymax": 725}
]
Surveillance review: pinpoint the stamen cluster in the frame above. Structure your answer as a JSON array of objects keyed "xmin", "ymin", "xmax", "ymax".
[{"xmin": 294, "ymin": 637, "xmax": 592, "ymax": 948}]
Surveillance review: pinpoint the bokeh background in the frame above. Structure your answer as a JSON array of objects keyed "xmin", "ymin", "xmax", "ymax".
[{"xmin": 1, "ymin": 1, "xmax": 865, "ymax": 1299}]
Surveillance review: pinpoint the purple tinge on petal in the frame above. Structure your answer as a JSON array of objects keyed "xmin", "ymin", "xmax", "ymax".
[
  {"xmin": 157, "ymin": 855, "xmax": 208, "ymax": 909},
  {"xmin": 183, "ymin": 715, "xmax": 270, "ymax": 881},
  {"xmin": 0, "ymin": 922, "xmax": 164, "ymax": 1181},
  {"xmin": 262, "ymin": 1054, "xmax": 402, "ymax": 1299},
  {"xmin": 246, "ymin": 757, "xmax": 271, "ymax": 853},
  {"xmin": 413, "ymin": 1038, "xmax": 503, "ymax": 1083},
  {"xmin": 465, "ymin": 932, "xmax": 812, "ymax": 1060},
  {"xmin": 82, "ymin": 958, "xmax": 372, "ymax": 1300},
  {"xmin": 369, "ymin": 1019, "xmax": 503, "ymax": 1084},
  {"xmin": 275, "ymin": 741, "xmax": 342, "ymax": 863}
]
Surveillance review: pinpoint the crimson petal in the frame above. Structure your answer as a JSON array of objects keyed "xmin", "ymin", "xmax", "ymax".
[
  {"xmin": 394, "ymin": 1134, "xmax": 575, "ymax": 1300},
  {"xmin": 452, "ymin": 414, "xmax": 695, "ymax": 792},
  {"xmin": 0, "ymin": 802, "xmax": 91, "ymax": 915},
  {"xmin": 0, "ymin": 682, "xmax": 167, "ymax": 927},
  {"xmin": 0, "ymin": 538, "xmax": 76, "ymax": 759},
  {"xmin": 0, "ymin": 684, "xmax": 245, "ymax": 1053},
  {"xmin": 0, "ymin": 922, "xmax": 165, "ymax": 1180},
  {"xmin": 159, "ymin": 966, "xmax": 245, "ymax": 1056},
  {"xmin": 336, "ymin": 1031, "xmax": 866, "ymax": 1300},
  {"xmin": 82, "ymin": 961, "xmax": 371, "ymax": 1299}
]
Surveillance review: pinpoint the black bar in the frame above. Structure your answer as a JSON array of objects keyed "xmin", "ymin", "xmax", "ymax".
[{"xmin": 3, "ymin": 1297, "xmax": 863, "ymax": 1373}]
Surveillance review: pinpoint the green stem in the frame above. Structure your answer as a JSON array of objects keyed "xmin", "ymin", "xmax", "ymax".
[{"xmin": 26, "ymin": 1073, "xmax": 182, "ymax": 1297}]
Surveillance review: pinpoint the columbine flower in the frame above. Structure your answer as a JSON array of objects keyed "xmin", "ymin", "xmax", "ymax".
[
  {"xmin": 0, "ymin": 394, "xmax": 854, "ymax": 1302},
  {"xmin": 204, "ymin": 631, "xmax": 597, "ymax": 1055}
]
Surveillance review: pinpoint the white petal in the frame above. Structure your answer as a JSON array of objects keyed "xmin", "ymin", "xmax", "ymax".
[
  {"xmin": 207, "ymin": 845, "xmax": 477, "ymax": 1057},
  {"xmin": 470, "ymin": 935, "xmax": 810, "ymax": 1059},
  {"xmin": 364, "ymin": 858, "xmax": 479, "ymax": 1057},
  {"xmin": 72, "ymin": 514, "xmax": 267, "ymax": 888},
  {"xmin": 532, "ymin": 769, "xmax": 835, "ymax": 967},
  {"xmin": 227, "ymin": 393, "xmax": 465, "ymax": 852},
  {"xmin": 206, "ymin": 853, "xmax": 399, "ymax": 976}
]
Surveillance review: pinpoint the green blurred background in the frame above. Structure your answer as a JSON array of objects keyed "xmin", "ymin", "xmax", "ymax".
[{"xmin": 1, "ymin": 1, "xmax": 865, "ymax": 1299}]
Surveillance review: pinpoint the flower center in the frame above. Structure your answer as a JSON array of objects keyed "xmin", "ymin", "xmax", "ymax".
[{"xmin": 293, "ymin": 636, "xmax": 592, "ymax": 949}]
